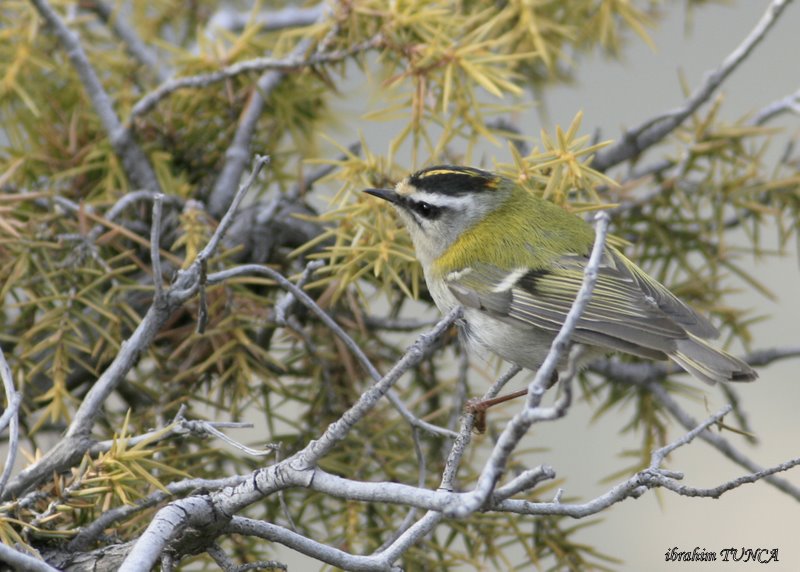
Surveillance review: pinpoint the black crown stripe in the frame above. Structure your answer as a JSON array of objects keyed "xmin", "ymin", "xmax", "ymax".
[{"xmin": 409, "ymin": 165, "xmax": 499, "ymax": 196}]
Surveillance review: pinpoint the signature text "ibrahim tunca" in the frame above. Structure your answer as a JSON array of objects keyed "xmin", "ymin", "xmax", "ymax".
[{"xmin": 665, "ymin": 547, "xmax": 779, "ymax": 563}]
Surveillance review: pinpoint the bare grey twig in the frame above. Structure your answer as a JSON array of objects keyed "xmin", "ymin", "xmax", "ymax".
[
  {"xmin": 0, "ymin": 394, "xmax": 21, "ymax": 434},
  {"xmin": 651, "ymin": 404, "xmax": 733, "ymax": 468},
  {"xmin": 739, "ymin": 345, "xmax": 800, "ymax": 367},
  {"xmin": 646, "ymin": 381, "xmax": 800, "ymax": 501},
  {"xmin": 588, "ymin": 345, "xmax": 800, "ymax": 384},
  {"xmin": 225, "ymin": 516, "xmax": 399, "ymax": 572},
  {"xmin": 29, "ymin": 0, "xmax": 161, "ymax": 193},
  {"xmin": 1, "ymin": 156, "xmax": 268, "ymax": 501},
  {"xmin": 87, "ymin": 413, "xmax": 260, "ymax": 457},
  {"xmin": 375, "ymin": 511, "xmax": 442, "ymax": 568},
  {"xmin": 150, "ymin": 194, "xmax": 164, "ymax": 300},
  {"xmin": 274, "ymin": 260, "xmax": 325, "ymax": 324},
  {"xmin": 207, "ymin": 36, "xmax": 313, "ymax": 217},
  {"xmin": 483, "ymin": 364, "xmax": 523, "ymax": 401},
  {"xmin": 653, "ymin": 456, "xmax": 800, "ymax": 499},
  {"xmin": 128, "ymin": 36, "xmax": 382, "ymax": 125},
  {"xmin": 358, "ymin": 315, "xmax": 439, "ymax": 332},
  {"xmin": 493, "ymin": 406, "xmax": 799, "ymax": 517},
  {"xmin": 116, "ymin": 210, "xmax": 800, "ymax": 570},
  {"xmin": 592, "ymin": 0, "xmax": 793, "ymax": 172},
  {"xmin": 492, "ymin": 466, "xmax": 556, "ymax": 501},
  {"xmin": 207, "ymin": 542, "xmax": 287, "ymax": 572},
  {"xmin": 0, "ymin": 543, "xmax": 58, "ymax": 572},
  {"xmin": 446, "ymin": 211, "xmax": 610, "ymax": 518},
  {"xmin": 207, "ymin": 3, "xmax": 324, "ymax": 35},
  {"xmin": 752, "ymin": 87, "xmax": 800, "ymax": 125},
  {"xmin": 197, "ymin": 157, "xmax": 270, "ymax": 269},
  {"xmin": 182, "ymin": 420, "xmax": 274, "ymax": 457},
  {"xmin": 119, "ymin": 309, "xmax": 460, "ymax": 571},
  {"xmin": 47, "ymin": 190, "xmax": 183, "ymax": 244},
  {"xmin": 67, "ymin": 475, "xmax": 248, "ymax": 552},
  {"xmin": 208, "ymin": 264, "xmax": 460, "ymax": 440},
  {"xmin": 81, "ymin": 0, "xmax": 171, "ymax": 82},
  {"xmin": 0, "ymin": 347, "xmax": 21, "ymax": 497},
  {"xmin": 194, "ymin": 155, "xmax": 271, "ymax": 332},
  {"xmin": 586, "ymin": 352, "xmax": 800, "ymax": 501}
]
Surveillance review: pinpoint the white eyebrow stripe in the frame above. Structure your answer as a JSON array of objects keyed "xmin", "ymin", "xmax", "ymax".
[{"xmin": 491, "ymin": 267, "xmax": 528, "ymax": 293}]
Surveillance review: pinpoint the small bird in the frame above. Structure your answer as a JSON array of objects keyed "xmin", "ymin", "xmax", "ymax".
[{"xmin": 364, "ymin": 165, "xmax": 757, "ymax": 385}]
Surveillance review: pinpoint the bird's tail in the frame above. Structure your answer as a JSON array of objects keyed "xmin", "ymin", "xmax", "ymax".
[{"xmin": 670, "ymin": 335, "xmax": 757, "ymax": 385}]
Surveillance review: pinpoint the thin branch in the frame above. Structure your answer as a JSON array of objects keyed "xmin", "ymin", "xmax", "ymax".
[
  {"xmin": 0, "ymin": 348, "xmax": 21, "ymax": 498},
  {"xmin": 588, "ymin": 345, "xmax": 800, "ymax": 384},
  {"xmin": 98, "ymin": 191, "xmax": 183, "ymax": 229},
  {"xmin": 651, "ymin": 405, "xmax": 733, "ymax": 468},
  {"xmin": 67, "ymin": 476, "xmax": 248, "ymax": 552},
  {"xmin": 87, "ymin": 414, "xmax": 261, "ymax": 457},
  {"xmin": 654, "ymin": 456, "xmax": 800, "ymax": 499},
  {"xmin": 446, "ymin": 211, "xmax": 610, "ymax": 518},
  {"xmin": 376, "ymin": 511, "xmax": 443, "ymax": 567},
  {"xmin": 225, "ymin": 517, "xmax": 400, "ymax": 572},
  {"xmin": 29, "ymin": 0, "xmax": 161, "ymax": 192},
  {"xmin": 752, "ymin": 87, "xmax": 800, "ymax": 125},
  {"xmin": 207, "ymin": 3, "xmax": 325, "ymax": 35},
  {"xmin": 192, "ymin": 155, "xmax": 270, "ymax": 330},
  {"xmin": 208, "ymin": 264, "xmax": 460, "ymax": 440},
  {"xmin": 196, "ymin": 156, "xmax": 270, "ymax": 269},
  {"xmin": 492, "ymin": 466, "xmax": 556, "ymax": 501},
  {"xmin": 128, "ymin": 35, "xmax": 382, "ymax": 125},
  {"xmin": 288, "ymin": 142, "xmax": 362, "ymax": 200},
  {"xmin": 0, "ymin": 543, "xmax": 59, "ymax": 572},
  {"xmin": 520, "ymin": 346, "xmax": 581, "ymax": 424},
  {"xmin": 181, "ymin": 420, "xmax": 274, "ymax": 457},
  {"xmin": 645, "ymin": 381, "xmax": 800, "ymax": 501},
  {"xmin": 1, "ymin": 156, "xmax": 266, "ymax": 500},
  {"xmin": 207, "ymin": 542, "xmax": 287, "ymax": 572},
  {"xmin": 81, "ymin": 0, "xmax": 170, "ymax": 82},
  {"xmin": 46, "ymin": 190, "xmax": 183, "ymax": 243},
  {"xmin": 117, "ymin": 348, "xmax": 800, "ymax": 570},
  {"xmin": 0, "ymin": 393, "xmax": 21, "ymax": 434},
  {"xmin": 118, "ymin": 308, "xmax": 461, "ymax": 571},
  {"xmin": 740, "ymin": 345, "xmax": 800, "ymax": 367},
  {"xmin": 592, "ymin": 0, "xmax": 793, "ymax": 172},
  {"xmin": 483, "ymin": 365, "xmax": 523, "ymax": 402},
  {"xmin": 274, "ymin": 260, "xmax": 325, "ymax": 324},
  {"xmin": 150, "ymin": 194, "xmax": 164, "ymax": 301},
  {"xmin": 587, "ymin": 349, "xmax": 800, "ymax": 501},
  {"xmin": 207, "ymin": 34, "xmax": 315, "ymax": 217},
  {"xmin": 495, "ymin": 406, "xmax": 800, "ymax": 517}
]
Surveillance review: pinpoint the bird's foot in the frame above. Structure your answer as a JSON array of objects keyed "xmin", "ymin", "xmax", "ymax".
[{"xmin": 465, "ymin": 388, "xmax": 529, "ymax": 433}]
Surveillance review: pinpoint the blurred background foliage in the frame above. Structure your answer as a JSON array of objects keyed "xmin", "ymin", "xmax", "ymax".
[{"xmin": 1, "ymin": 0, "xmax": 798, "ymax": 569}]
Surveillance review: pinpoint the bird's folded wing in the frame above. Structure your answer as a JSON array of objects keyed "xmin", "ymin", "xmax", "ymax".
[{"xmin": 445, "ymin": 248, "xmax": 718, "ymax": 359}]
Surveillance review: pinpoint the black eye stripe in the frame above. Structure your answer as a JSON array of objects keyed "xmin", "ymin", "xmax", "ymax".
[{"xmin": 407, "ymin": 199, "xmax": 442, "ymax": 220}]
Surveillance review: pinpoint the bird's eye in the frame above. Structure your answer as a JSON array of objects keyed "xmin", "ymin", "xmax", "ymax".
[{"xmin": 411, "ymin": 201, "xmax": 441, "ymax": 220}]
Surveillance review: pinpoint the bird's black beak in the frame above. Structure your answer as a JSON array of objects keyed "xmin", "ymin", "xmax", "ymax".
[{"xmin": 363, "ymin": 188, "xmax": 401, "ymax": 205}]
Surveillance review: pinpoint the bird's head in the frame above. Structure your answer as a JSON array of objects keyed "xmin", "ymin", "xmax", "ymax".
[{"xmin": 364, "ymin": 165, "xmax": 511, "ymax": 265}]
